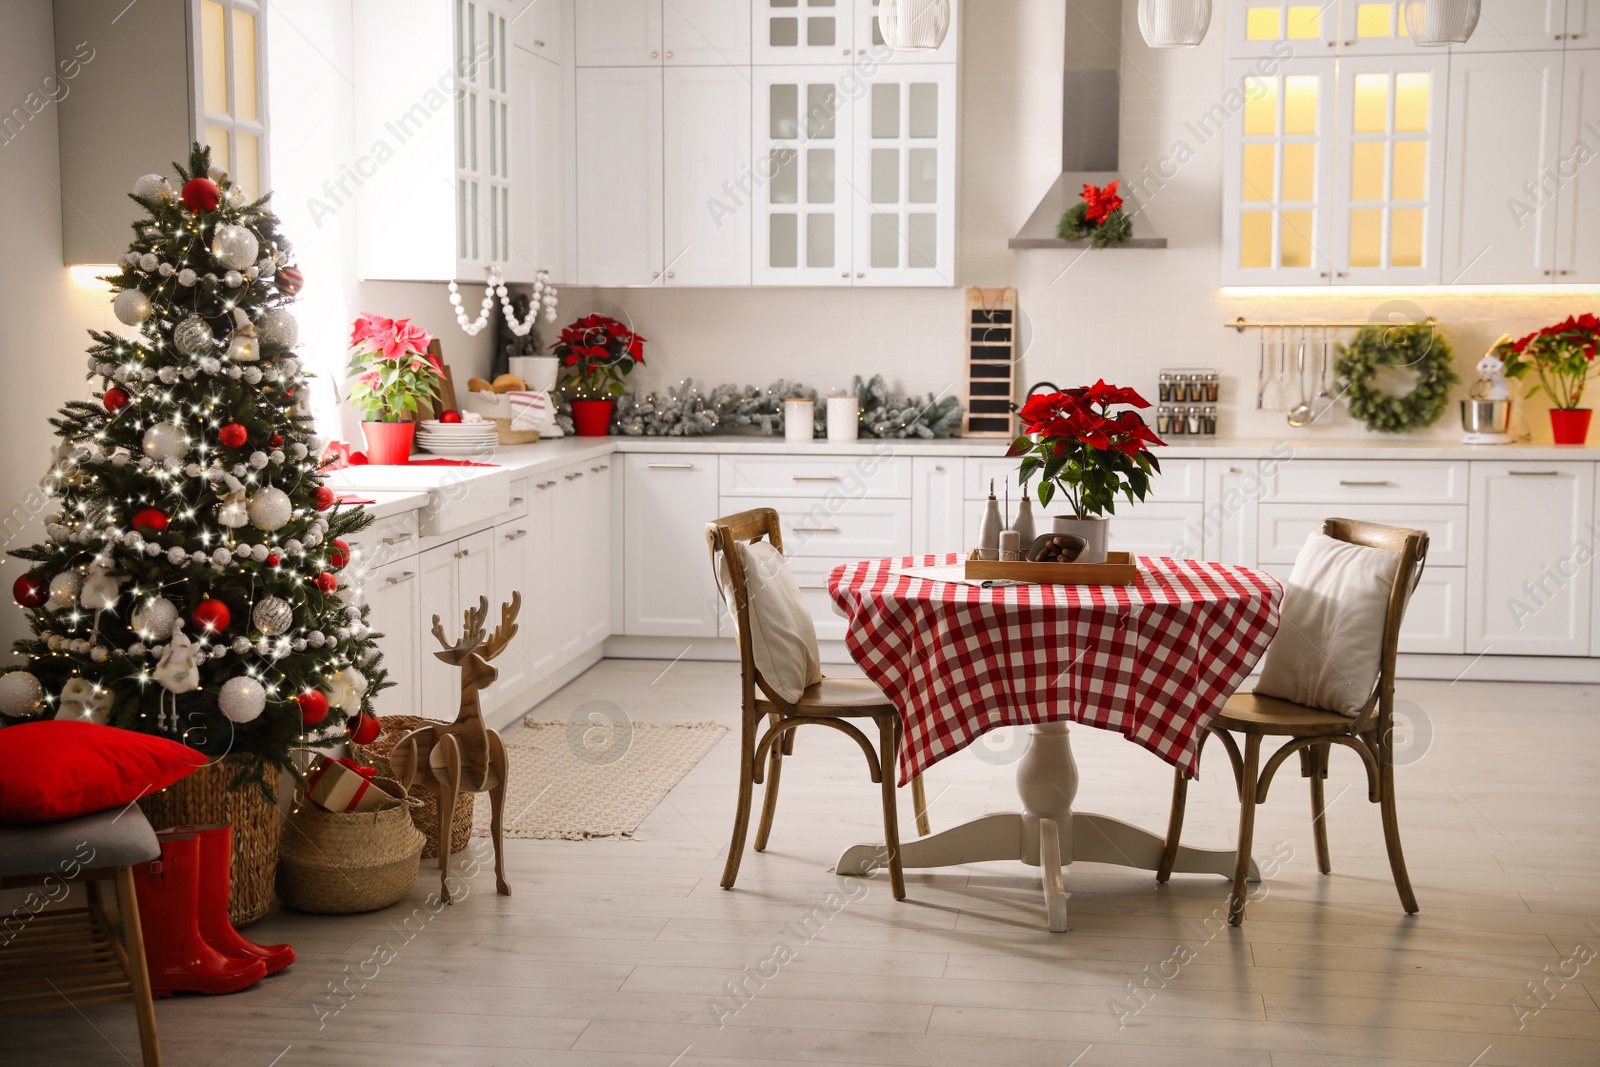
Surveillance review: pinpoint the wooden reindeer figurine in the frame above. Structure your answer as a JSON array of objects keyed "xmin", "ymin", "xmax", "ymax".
[{"xmin": 389, "ymin": 592, "xmax": 521, "ymax": 903}]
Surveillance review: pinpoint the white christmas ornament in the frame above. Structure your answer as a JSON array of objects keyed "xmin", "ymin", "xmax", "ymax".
[
  {"xmin": 177, "ymin": 268, "xmax": 198, "ymax": 287},
  {"xmin": 47, "ymin": 570, "xmax": 83, "ymax": 609},
  {"xmin": 152, "ymin": 624, "xmax": 202, "ymax": 694},
  {"xmin": 247, "ymin": 486, "xmax": 292, "ymax": 531},
  {"xmin": 226, "ymin": 308, "xmax": 259, "ymax": 361},
  {"xmin": 113, "ymin": 289, "xmax": 152, "ymax": 327},
  {"xmin": 212, "ymin": 223, "xmax": 259, "ymax": 271},
  {"xmin": 327, "ymin": 667, "xmax": 369, "ymax": 709},
  {"xmin": 141, "ymin": 421, "xmax": 185, "ymax": 462},
  {"xmin": 174, "ymin": 315, "xmax": 215, "ymax": 357},
  {"xmin": 138, "ymin": 253, "xmax": 159, "ymax": 273},
  {"xmin": 251, "ymin": 596, "xmax": 293, "ymax": 635},
  {"xmin": 257, "ymin": 307, "xmax": 298, "ymax": 348},
  {"xmin": 80, "ymin": 566, "xmax": 128, "ymax": 611},
  {"xmin": 224, "ymin": 270, "xmax": 243, "ymax": 288},
  {"xmin": 216, "ymin": 489, "xmax": 249, "ymax": 528},
  {"xmin": 131, "ymin": 596, "xmax": 179, "ymax": 640},
  {"xmin": 132, "ymin": 174, "xmax": 171, "ymax": 201},
  {"xmin": 57, "ymin": 678, "xmax": 113, "ymax": 724},
  {"xmin": 218, "ymin": 675, "xmax": 266, "ymax": 723},
  {"xmin": 0, "ymin": 671, "xmax": 44, "ymax": 717}
]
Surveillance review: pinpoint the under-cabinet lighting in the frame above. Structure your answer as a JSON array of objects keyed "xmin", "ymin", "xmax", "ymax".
[{"xmin": 1220, "ymin": 284, "xmax": 1600, "ymax": 297}]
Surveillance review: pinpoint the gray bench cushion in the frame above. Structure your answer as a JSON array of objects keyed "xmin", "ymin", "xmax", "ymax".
[{"xmin": 0, "ymin": 805, "xmax": 160, "ymax": 878}]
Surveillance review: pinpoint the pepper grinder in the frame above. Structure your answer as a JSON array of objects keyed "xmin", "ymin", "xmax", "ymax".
[{"xmin": 978, "ymin": 479, "xmax": 1003, "ymax": 561}]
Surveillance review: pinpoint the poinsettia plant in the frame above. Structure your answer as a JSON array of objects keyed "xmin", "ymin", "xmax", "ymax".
[
  {"xmin": 345, "ymin": 313, "xmax": 442, "ymax": 422},
  {"xmin": 1057, "ymin": 180, "xmax": 1134, "ymax": 248},
  {"xmin": 553, "ymin": 314, "xmax": 647, "ymax": 399},
  {"xmin": 1503, "ymin": 313, "xmax": 1600, "ymax": 410},
  {"xmin": 1008, "ymin": 381, "xmax": 1165, "ymax": 518}
]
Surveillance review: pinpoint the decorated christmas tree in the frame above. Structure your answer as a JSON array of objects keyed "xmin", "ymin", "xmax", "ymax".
[{"xmin": 0, "ymin": 144, "xmax": 388, "ymax": 786}]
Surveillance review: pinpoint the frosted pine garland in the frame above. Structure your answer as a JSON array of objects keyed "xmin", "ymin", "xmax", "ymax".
[{"xmin": 598, "ymin": 376, "xmax": 964, "ymax": 438}]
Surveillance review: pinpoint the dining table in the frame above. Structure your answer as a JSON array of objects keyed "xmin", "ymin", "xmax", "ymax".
[{"xmin": 827, "ymin": 553, "xmax": 1283, "ymax": 932}]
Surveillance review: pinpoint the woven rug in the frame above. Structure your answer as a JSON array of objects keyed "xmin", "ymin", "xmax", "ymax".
[{"xmin": 472, "ymin": 719, "xmax": 727, "ymax": 840}]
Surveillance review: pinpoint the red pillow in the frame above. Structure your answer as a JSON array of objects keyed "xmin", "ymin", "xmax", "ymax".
[{"xmin": 0, "ymin": 721, "xmax": 208, "ymax": 823}]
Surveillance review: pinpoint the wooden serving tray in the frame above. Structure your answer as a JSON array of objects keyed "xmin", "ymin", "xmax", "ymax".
[{"xmin": 964, "ymin": 549, "xmax": 1139, "ymax": 586}]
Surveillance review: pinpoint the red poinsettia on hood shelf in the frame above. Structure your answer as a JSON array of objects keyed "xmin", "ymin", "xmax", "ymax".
[
  {"xmin": 553, "ymin": 313, "xmax": 647, "ymax": 399},
  {"xmin": 1007, "ymin": 381, "xmax": 1165, "ymax": 519},
  {"xmin": 1057, "ymin": 180, "xmax": 1134, "ymax": 248}
]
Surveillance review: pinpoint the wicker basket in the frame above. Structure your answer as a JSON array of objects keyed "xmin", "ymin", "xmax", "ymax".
[
  {"xmin": 137, "ymin": 759, "xmax": 282, "ymax": 928},
  {"xmin": 494, "ymin": 418, "xmax": 540, "ymax": 445},
  {"xmin": 351, "ymin": 715, "xmax": 475, "ymax": 858},
  {"xmin": 277, "ymin": 777, "xmax": 425, "ymax": 913}
]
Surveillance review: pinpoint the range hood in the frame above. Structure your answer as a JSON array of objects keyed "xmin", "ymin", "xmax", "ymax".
[{"xmin": 1009, "ymin": 0, "xmax": 1168, "ymax": 249}]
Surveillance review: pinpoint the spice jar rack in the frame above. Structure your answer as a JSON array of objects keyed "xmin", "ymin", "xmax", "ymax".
[{"xmin": 1157, "ymin": 368, "xmax": 1218, "ymax": 439}]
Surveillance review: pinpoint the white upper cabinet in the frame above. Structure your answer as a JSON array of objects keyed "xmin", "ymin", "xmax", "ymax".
[
  {"xmin": 753, "ymin": 67, "xmax": 857, "ymax": 283},
  {"xmin": 1334, "ymin": 0, "xmax": 1416, "ymax": 55},
  {"xmin": 1224, "ymin": 0, "xmax": 1343, "ymax": 56},
  {"xmin": 1556, "ymin": 52, "xmax": 1600, "ymax": 278},
  {"xmin": 1442, "ymin": 52, "xmax": 1564, "ymax": 284},
  {"xmin": 1451, "ymin": 0, "xmax": 1569, "ymax": 51},
  {"xmin": 665, "ymin": 67, "xmax": 754, "ymax": 284},
  {"xmin": 754, "ymin": 0, "xmax": 855, "ymax": 63},
  {"xmin": 852, "ymin": 64, "xmax": 957, "ymax": 285},
  {"xmin": 575, "ymin": 0, "xmax": 664, "ymax": 64},
  {"xmin": 529, "ymin": 50, "xmax": 568, "ymax": 278},
  {"xmin": 508, "ymin": 0, "xmax": 563, "ymax": 61},
  {"xmin": 666, "ymin": 0, "xmax": 754, "ymax": 64},
  {"xmin": 1569, "ymin": 0, "xmax": 1600, "ymax": 45},
  {"xmin": 575, "ymin": 67, "xmax": 665, "ymax": 285}
]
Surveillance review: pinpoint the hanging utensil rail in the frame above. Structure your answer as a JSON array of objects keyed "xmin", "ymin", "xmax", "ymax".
[{"xmin": 1224, "ymin": 316, "xmax": 1435, "ymax": 332}]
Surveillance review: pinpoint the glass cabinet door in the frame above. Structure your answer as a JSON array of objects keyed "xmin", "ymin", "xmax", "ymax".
[
  {"xmin": 753, "ymin": 67, "xmax": 855, "ymax": 284},
  {"xmin": 197, "ymin": 0, "xmax": 268, "ymax": 201},
  {"xmin": 1223, "ymin": 0, "xmax": 1340, "ymax": 58},
  {"xmin": 753, "ymin": 0, "xmax": 855, "ymax": 64},
  {"xmin": 850, "ymin": 64, "xmax": 956, "ymax": 285}
]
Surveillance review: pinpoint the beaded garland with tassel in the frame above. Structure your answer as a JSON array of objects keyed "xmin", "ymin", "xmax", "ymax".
[{"xmin": 0, "ymin": 144, "xmax": 392, "ymax": 796}]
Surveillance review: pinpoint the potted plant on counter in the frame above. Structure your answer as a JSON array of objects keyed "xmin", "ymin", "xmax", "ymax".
[
  {"xmin": 1504, "ymin": 313, "xmax": 1600, "ymax": 444},
  {"xmin": 553, "ymin": 313, "xmax": 646, "ymax": 436},
  {"xmin": 1008, "ymin": 381, "xmax": 1164, "ymax": 563},
  {"xmin": 346, "ymin": 313, "xmax": 443, "ymax": 463}
]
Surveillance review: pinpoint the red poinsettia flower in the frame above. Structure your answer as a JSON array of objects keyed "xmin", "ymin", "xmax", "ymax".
[{"xmin": 1080, "ymin": 181, "xmax": 1123, "ymax": 226}]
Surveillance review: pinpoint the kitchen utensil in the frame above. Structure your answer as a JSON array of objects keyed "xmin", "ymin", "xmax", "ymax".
[
  {"xmin": 1312, "ymin": 327, "xmax": 1337, "ymax": 422},
  {"xmin": 1287, "ymin": 330, "xmax": 1314, "ymax": 427},
  {"xmin": 1460, "ymin": 400, "xmax": 1513, "ymax": 444},
  {"xmin": 1254, "ymin": 328, "xmax": 1268, "ymax": 410},
  {"xmin": 1263, "ymin": 328, "xmax": 1287, "ymax": 411}
]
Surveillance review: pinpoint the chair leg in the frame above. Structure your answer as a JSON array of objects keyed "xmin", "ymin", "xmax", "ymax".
[
  {"xmin": 877, "ymin": 714, "xmax": 907, "ymax": 901},
  {"xmin": 115, "ymin": 865, "xmax": 163, "ymax": 1067},
  {"xmin": 1229, "ymin": 734, "xmax": 1262, "ymax": 926},
  {"xmin": 1308, "ymin": 742, "xmax": 1332, "ymax": 875},
  {"xmin": 909, "ymin": 773, "xmax": 931, "ymax": 837},
  {"xmin": 1156, "ymin": 766, "xmax": 1189, "ymax": 883},
  {"xmin": 754, "ymin": 713, "xmax": 785, "ymax": 852},
  {"xmin": 721, "ymin": 708, "xmax": 759, "ymax": 890},
  {"xmin": 1377, "ymin": 733, "xmax": 1420, "ymax": 915}
]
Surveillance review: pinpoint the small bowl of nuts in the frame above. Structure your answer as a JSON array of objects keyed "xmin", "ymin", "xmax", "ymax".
[{"xmin": 1026, "ymin": 533, "xmax": 1089, "ymax": 563}]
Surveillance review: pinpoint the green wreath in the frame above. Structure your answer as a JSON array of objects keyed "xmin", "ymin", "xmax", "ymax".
[{"xmin": 1334, "ymin": 323, "xmax": 1459, "ymax": 434}]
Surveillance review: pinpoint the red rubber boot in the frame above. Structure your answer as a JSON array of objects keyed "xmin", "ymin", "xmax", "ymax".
[
  {"xmin": 191, "ymin": 824, "xmax": 295, "ymax": 974},
  {"xmin": 132, "ymin": 833, "xmax": 267, "ymax": 997}
]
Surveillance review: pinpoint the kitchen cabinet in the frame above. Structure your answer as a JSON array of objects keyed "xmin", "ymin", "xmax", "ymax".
[
  {"xmin": 577, "ymin": 0, "xmax": 750, "ymax": 66},
  {"xmin": 1556, "ymin": 51, "xmax": 1600, "ymax": 280},
  {"xmin": 485, "ymin": 514, "xmax": 536, "ymax": 716},
  {"xmin": 855, "ymin": 0, "xmax": 960, "ymax": 64},
  {"xmin": 359, "ymin": 559, "xmax": 422, "ymax": 717},
  {"xmin": 559, "ymin": 459, "xmax": 615, "ymax": 651},
  {"xmin": 911, "ymin": 458, "xmax": 965, "ymax": 556},
  {"xmin": 574, "ymin": 67, "xmax": 664, "ymax": 285},
  {"xmin": 530, "ymin": 52, "xmax": 568, "ymax": 278},
  {"xmin": 1451, "ymin": 0, "xmax": 1576, "ymax": 52},
  {"xmin": 753, "ymin": 66, "xmax": 856, "ymax": 284},
  {"xmin": 754, "ymin": 0, "xmax": 856, "ymax": 63},
  {"xmin": 852, "ymin": 64, "xmax": 958, "ymax": 285},
  {"xmin": 1466, "ymin": 462, "xmax": 1594, "ymax": 656},
  {"xmin": 1200, "ymin": 458, "xmax": 1269, "ymax": 565},
  {"xmin": 1223, "ymin": 0, "xmax": 1341, "ymax": 57},
  {"xmin": 1570, "ymin": 0, "xmax": 1600, "ymax": 45},
  {"xmin": 623, "ymin": 455, "xmax": 721, "ymax": 637},
  {"xmin": 575, "ymin": 0, "xmax": 664, "ymax": 65},
  {"xmin": 664, "ymin": 67, "xmax": 754, "ymax": 285},
  {"xmin": 418, "ymin": 528, "xmax": 495, "ymax": 719},
  {"xmin": 513, "ymin": 0, "xmax": 564, "ymax": 61}
]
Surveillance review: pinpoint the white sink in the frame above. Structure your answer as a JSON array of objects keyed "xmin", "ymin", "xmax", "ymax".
[{"xmin": 327, "ymin": 465, "xmax": 512, "ymax": 537}]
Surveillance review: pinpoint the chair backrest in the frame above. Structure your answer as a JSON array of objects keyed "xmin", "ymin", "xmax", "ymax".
[
  {"xmin": 705, "ymin": 507, "xmax": 787, "ymax": 711},
  {"xmin": 1321, "ymin": 517, "xmax": 1429, "ymax": 732}
]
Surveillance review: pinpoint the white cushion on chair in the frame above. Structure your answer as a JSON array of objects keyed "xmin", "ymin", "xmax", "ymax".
[
  {"xmin": 1254, "ymin": 531, "xmax": 1400, "ymax": 718},
  {"xmin": 719, "ymin": 539, "xmax": 823, "ymax": 704}
]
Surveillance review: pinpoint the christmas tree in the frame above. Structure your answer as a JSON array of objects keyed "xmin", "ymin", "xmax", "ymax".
[{"xmin": 0, "ymin": 144, "xmax": 388, "ymax": 786}]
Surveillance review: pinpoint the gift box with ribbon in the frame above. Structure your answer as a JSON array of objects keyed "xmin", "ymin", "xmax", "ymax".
[{"xmin": 304, "ymin": 755, "xmax": 403, "ymax": 814}]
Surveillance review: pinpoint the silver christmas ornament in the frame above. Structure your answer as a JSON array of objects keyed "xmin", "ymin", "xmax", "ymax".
[
  {"xmin": 132, "ymin": 174, "xmax": 171, "ymax": 201},
  {"xmin": 224, "ymin": 270, "xmax": 243, "ymax": 288},
  {"xmin": 257, "ymin": 307, "xmax": 298, "ymax": 348},
  {"xmin": 247, "ymin": 486, "xmax": 292, "ymax": 531},
  {"xmin": 211, "ymin": 223, "xmax": 259, "ymax": 271},
  {"xmin": 141, "ymin": 421, "xmax": 185, "ymax": 462},
  {"xmin": 138, "ymin": 253, "xmax": 159, "ymax": 273},
  {"xmin": 177, "ymin": 268, "xmax": 198, "ymax": 287},
  {"xmin": 218, "ymin": 675, "xmax": 266, "ymax": 723},
  {"xmin": 113, "ymin": 289, "xmax": 152, "ymax": 326},
  {"xmin": 131, "ymin": 596, "xmax": 179, "ymax": 640},
  {"xmin": 46, "ymin": 570, "xmax": 83, "ymax": 610},
  {"xmin": 251, "ymin": 596, "xmax": 293, "ymax": 635},
  {"xmin": 0, "ymin": 671, "xmax": 44, "ymax": 717},
  {"xmin": 173, "ymin": 315, "xmax": 215, "ymax": 357}
]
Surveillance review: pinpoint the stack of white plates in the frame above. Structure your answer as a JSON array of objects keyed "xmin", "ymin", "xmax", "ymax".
[{"xmin": 415, "ymin": 419, "xmax": 498, "ymax": 458}]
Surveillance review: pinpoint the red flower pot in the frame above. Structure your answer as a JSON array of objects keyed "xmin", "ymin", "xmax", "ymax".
[
  {"xmin": 1550, "ymin": 408, "xmax": 1593, "ymax": 445},
  {"xmin": 571, "ymin": 399, "xmax": 615, "ymax": 437},
  {"xmin": 362, "ymin": 421, "xmax": 416, "ymax": 464}
]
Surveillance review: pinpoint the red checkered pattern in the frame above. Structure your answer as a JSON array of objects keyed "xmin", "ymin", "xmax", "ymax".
[{"xmin": 829, "ymin": 555, "xmax": 1282, "ymax": 785}]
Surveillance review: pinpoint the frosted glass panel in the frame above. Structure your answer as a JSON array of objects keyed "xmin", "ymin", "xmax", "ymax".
[
  {"xmin": 1395, "ymin": 73, "xmax": 1429, "ymax": 132},
  {"xmin": 909, "ymin": 84, "xmax": 938, "ymax": 138},
  {"xmin": 770, "ymin": 214, "xmax": 798, "ymax": 268},
  {"xmin": 1353, "ymin": 74, "xmax": 1388, "ymax": 133},
  {"xmin": 771, "ymin": 17, "xmax": 799, "ymax": 46},
  {"xmin": 771, "ymin": 85, "xmax": 799, "ymax": 138},
  {"xmin": 871, "ymin": 149, "xmax": 899, "ymax": 202},
  {"xmin": 1242, "ymin": 144, "xmax": 1275, "ymax": 201},
  {"xmin": 1352, "ymin": 142, "xmax": 1385, "ymax": 200},
  {"xmin": 807, "ymin": 16, "xmax": 836, "ymax": 45},
  {"xmin": 1282, "ymin": 143, "xmax": 1315, "ymax": 201},
  {"xmin": 908, "ymin": 213, "xmax": 936, "ymax": 269},
  {"xmin": 1392, "ymin": 141, "xmax": 1425, "ymax": 200},
  {"xmin": 202, "ymin": 1, "xmax": 227, "ymax": 115},
  {"xmin": 1284, "ymin": 76, "xmax": 1317, "ymax": 135},
  {"xmin": 1246, "ymin": 7, "xmax": 1282, "ymax": 38},
  {"xmin": 771, "ymin": 0, "xmax": 797, "ymax": 6},
  {"xmin": 1286, "ymin": 6, "xmax": 1321, "ymax": 37},
  {"xmin": 1350, "ymin": 209, "xmax": 1383, "ymax": 266},
  {"xmin": 908, "ymin": 148, "xmax": 937, "ymax": 202},
  {"xmin": 1391, "ymin": 208, "xmax": 1423, "ymax": 266},
  {"xmin": 770, "ymin": 150, "xmax": 798, "ymax": 204},
  {"xmin": 1244, "ymin": 78, "xmax": 1277, "ymax": 135},
  {"xmin": 1241, "ymin": 211, "xmax": 1273, "ymax": 267},
  {"xmin": 205, "ymin": 126, "xmax": 230, "ymax": 178},
  {"xmin": 1281, "ymin": 210, "xmax": 1313, "ymax": 267},
  {"xmin": 806, "ymin": 214, "xmax": 834, "ymax": 268},
  {"xmin": 806, "ymin": 86, "xmax": 836, "ymax": 138},
  {"xmin": 807, "ymin": 149, "xmax": 835, "ymax": 202},
  {"xmin": 871, "ymin": 213, "xmax": 898, "ymax": 268},
  {"xmin": 1356, "ymin": 3, "xmax": 1392, "ymax": 36},
  {"xmin": 872, "ymin": 84, "xmax": 900, "ymax": 139},
  {"xmin": 235, "ymin": 132, "xmax": 260, "ymax": 201},
  {"xmin": 232, "ymin": 10, "xmax": 257, "ymax": 121}
]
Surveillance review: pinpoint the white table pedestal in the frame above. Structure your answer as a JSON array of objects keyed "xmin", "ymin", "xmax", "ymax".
[{"xmin": 837, "ymin": 721, "xmax": 1256, "ymax": 932}]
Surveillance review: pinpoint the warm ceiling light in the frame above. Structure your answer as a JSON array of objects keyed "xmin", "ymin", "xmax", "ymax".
[
  {"xmin": 1402, "ymin": 0, "xmax": 1481, "ymax": 45},
  {"xmin": 878, "ymin": 0, "xmax": 951, "ymax": 51},
  {"xmin": 1137, "ymin": 0, "xmax": 1213, "ymax": 48}
]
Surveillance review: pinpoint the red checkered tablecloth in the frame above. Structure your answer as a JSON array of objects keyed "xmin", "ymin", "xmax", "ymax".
[{"xmin": 829, "ymin": 555, "xmax": 1282, "ymax": 785}]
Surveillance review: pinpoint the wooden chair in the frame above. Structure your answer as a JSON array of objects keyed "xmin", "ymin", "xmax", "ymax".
[
  {"xmin": 1156, "ymin": 517, "xmax": 1428, "ymax": 926},
  {"xmin": 707, "ymin": 508, "xmax": 931, "ymax": 900}
]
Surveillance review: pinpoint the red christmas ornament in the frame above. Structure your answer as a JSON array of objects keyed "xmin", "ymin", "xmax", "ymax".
[
  {"xmin": 314, "ymin": 485, "xmax": 336, "ymax": 511},
  {"xmin": 328, "ymin": 539, "xmax": 350, "ymax": 569},
  {"xmin": 439, "ymin": 409, "xmax": 462, "ymax": 424},
  {"xmin": 276, "ymin": 265, "xmax": 304, "ymax": 296},
  {"xmin": 348, "ymin": 712, "xmax": 381, "ymax": 746},
  {"xmin": 191, "ymin": 598, "xmax": 232, "ymax": 635},
  {"xmin": 314, "ymin": 571, "xmax": 338, "ymax": 594},
  {"xmin": 132, "ymin": 507, "xmax": 169, "ymax": 534},
  {"xmin": 269, "ymin": 434, "xmax": 283, "ymax": 448},
  {"xmin": 12, "ymin": 574, "xmax": 48, "ymax": 608},
  {"xmin": 103, "ymin": 387, "xmax": 129, "ymax": 413},
  {"xmin": 218, "ymin": 423, "xmax": 248, "ymax": 448},
  {"xmin": 181, "ymin": 177, "xmax": 220, "ymax": 213},
  {"xmin": 297, "ymin": 689, "xmax": 329, "ymax": 726},
  {"xmin": 266, "ymin": 553, "xmax": 280, "ymax": 567}
]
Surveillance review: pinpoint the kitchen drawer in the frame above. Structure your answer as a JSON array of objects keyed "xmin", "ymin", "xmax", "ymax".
[
  {"xmin": 964, "ymin": 457, "xmax": 1203, "ymax": 502},
  {"xmin": 719, "ymin": 453, "xmax": 910, "ymax": 499},
  {"xmin": 787, "ymin": 557, "xmax": 853, "ymax": 642},
  {"xmin": 1258, "ymin": 504, "xmax": 1468, "ymax": 567},
  {"xmin": 722, "ymin": 497, "xmax": 912, "ymax": 558},
  {"xmin": 346, "ymin": 511, "xmax": 422, "ymax": 578},
  {"xmin": 1260, "ymin": 563, "xmax": 1466, "ymax": 655},
  {"xmin": 1265, "ymin": 461, "xmax": 1468, "ymax": 504}
]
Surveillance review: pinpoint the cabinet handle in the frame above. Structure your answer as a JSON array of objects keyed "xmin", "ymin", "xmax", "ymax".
[
  {"xmin": 504, "ymin": 529, "xmax": 528, "ymax": 542},
  {"xmin": 1559, "ymin": 269, "xmax": 1575, "ymax": 276},
  {"xmin": 933, "ymin": 464, "xmax": 945, "ymax": 472},
  {"xmin": 796, "ymin": 583, "xmax": 826, "ymax": 590},
  {"xmin": 856, "ymin": 272, "xmax": 865, "ymax": 278},
  {"xmin": 666, "ymin": 271, "xmax": 675, "ymax": 279},
  {"xmin": 648, "ymin": 463, "xmax": 696, "ymax": 470},
  {"xmin": 566, "ymin": 472, "xmax": 584, "ymax": 481},
  {"xmin": 385, "ymin": 571, "xmax": 415, "ymax": 585},
  {"xmin": 381, "ymin": 534, "xmax": 413, "ymax": 546},
  {"xmin": 1338, "ymin": 479, "xmax": 1393, "ymax": 487},
  {"xmin": 858, "ymin": 48, "xmax": 866, "ymax": 55},
  {"xmin": 841, "ymin": 272, "xmax": 850, "ymax": 278},
  {"xmin": 1509, "ymin": 470, "xmax": 1560, "ymax": 477},
  {"xmin": 1335, "ymin": 271, "xmax": 1349, "ymax": 278},
  {"xmin": 454, "ymin": 549, "xmax": 469, "ymax": 559},
  {"xmin": 842, "ymin": 48, "xmax": 851, "ymax": 54},
  {"xmin": 651, "ymin": 50, "xmax": 659, "ymax": 58},
  {"xmin": 592, "ymin": 465, "xmax": 608, "ymax": 472},
  {"xmin": 1319, "ymin": 271, "xmax": 1330, "ymax": 278},
  {"xmin": 509, "ymin": 497, "xmax": 525, "ymax": 506},
  {"xmin": 537, "ymin": 480, "xmax": 557, "ymax": 489},
  {"xmin": 1228, "ymin": 466, "xmax": 1243, "ymax": 474},
  {"xmin": 665, "ymin": 50, "xmax": 674, "ymax": 58},
  {"xmin": 651, "ymin": 271, "xmax": 661, "ymax": 279},
  {"xmin": 1545, "ymin": 269, "xmax": 1556, "ymax": 276},
  {"xmin": 793, "ymin": 525, "xmax": 840, "ymax": 533},
  {"xmin": 793, "ymin": 475, "xmax": 840, "ymax": 482},
  {"xmin": 534, "ymin": 38, "xmax": 545, "ymax": 47}
]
